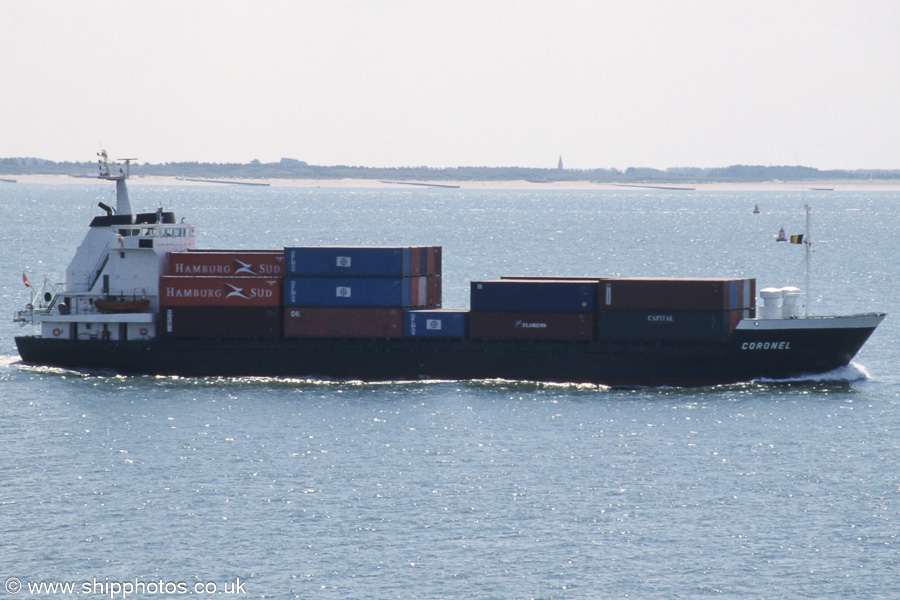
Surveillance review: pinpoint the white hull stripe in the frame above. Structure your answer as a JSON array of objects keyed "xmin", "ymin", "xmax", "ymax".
[{"xmin": 736, "ymin": 313, "xmax": 885, "ymax": 331}]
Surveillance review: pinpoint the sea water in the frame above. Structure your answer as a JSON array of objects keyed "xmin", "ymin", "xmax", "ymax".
[{"xmin": 1, "ymin": 183, "xmax": 898, "ymax": 599}]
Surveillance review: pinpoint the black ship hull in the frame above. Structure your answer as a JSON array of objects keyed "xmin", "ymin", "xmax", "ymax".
[{"xmin": 15, "ymin": 313, "xmax": 884, "ymax": 386}]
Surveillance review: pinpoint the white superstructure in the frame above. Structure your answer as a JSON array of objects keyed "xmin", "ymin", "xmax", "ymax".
[{"xmin": 15, "ymin": 152, "xmax": 195, "ymax": 341}]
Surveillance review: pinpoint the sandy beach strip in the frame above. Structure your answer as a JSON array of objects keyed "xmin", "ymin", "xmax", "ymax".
[{"xmin": 5, "ymin": 173, "xmax": 900, "ymax": 192}]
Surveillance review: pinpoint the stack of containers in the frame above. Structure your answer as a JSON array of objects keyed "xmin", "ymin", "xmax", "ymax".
[
  {"xmin": 283, "ymin": 246, "xmax": 441, "ymax": 338},
  {"xmin": 160, "ymin": 250, "xmax": 284, "ymax": 338},
  {"xmin": 469, "ymin": 279, "xmax": 597, "ymax": 340},
  {"xmin": 499, "ymin": 276, "xmax": 755, "ymax": 342},
  {"xmin": 595, "ymin": 277, "xmax": 754, "ymax": 342}
]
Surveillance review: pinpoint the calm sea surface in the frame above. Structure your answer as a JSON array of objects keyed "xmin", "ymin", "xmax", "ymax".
[{"xmin": 1, "ymin": 183, "xmax": 898, "ymax": 599}]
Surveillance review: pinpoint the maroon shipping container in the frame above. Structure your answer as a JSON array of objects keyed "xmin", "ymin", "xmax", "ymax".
[
  {"xmin": 409, "ymin": 247, "xmax": 421, "ymax": 276},
  {"xmin": 161, "ymin": 306, "xmax": 281, "ymax": 338},
  {"xmin": 167, "ymin": 251, "xmax": 284, "ymax": 277},
  {"xmin": 160, "ymin": 276, "xmax": 282, "ymax": 307},
  {"xmin": 284, "ymin": 307, "xmax": 405, "ymax": 338},
  {"xmin": 469, "ymin": 311, "xmax": 594, "ymax": 341},
  {"xmin": 598, "ymin": 277, "xmax": 753, "ymax": 311},
  {"xmin": 428, "ymin": 275, "xmax": 441, "ymax": 308},
  {"xmin": 427, "ymin": 246, "xmax": 442, "ymax": 277}
]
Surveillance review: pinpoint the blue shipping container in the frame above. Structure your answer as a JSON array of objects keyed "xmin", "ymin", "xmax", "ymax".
[
  {"xmin": 405, "ymin": 309, "xmax": 469, "ymax": 338},
  {"xmin": 416, "ymin": 247, "xmax": 427, "ymax": 276},
  {"xmin": 285, "ymin": 276, "xmax": 412, "ymax": 307},
  {"xmin": 470, "ymin": 280, "xmax": 597, "ymax": 313},
  {"xmin": 285, "ymin": 246, "xmax": 411, "ymax": 277}
]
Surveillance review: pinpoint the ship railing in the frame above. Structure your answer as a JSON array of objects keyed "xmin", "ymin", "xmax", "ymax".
[
  {"xmin": 101, "ymin": 288, "xmax": 149, "ymax": 302},
  {"xmin": 13, "ymin": 279, "xmax": 64, "ymax": 325},
  {"xmin": 104, "ymin": 287, "xmax": 148, "ymax": 299},
  {"xmin": 13, "ymin": 308, "xmax": 33, "ymax": 325},
  {"xmin": 13, "ymin": 305, "xmax": 56, "ymax": 324}
]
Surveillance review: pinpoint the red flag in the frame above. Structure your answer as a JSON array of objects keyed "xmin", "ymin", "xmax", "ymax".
[{"xmin": 23, "ymin": 272, "xmax": 30, "ymax": 288}]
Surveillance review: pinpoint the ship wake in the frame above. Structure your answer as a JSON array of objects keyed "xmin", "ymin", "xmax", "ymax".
[
  {"xmin": 0, "ymin": 355, "xmax": 21, "ymax": 369},
  {"xmin": 756, "ymin": 362, "xmax": 871, "ymax": 384}
]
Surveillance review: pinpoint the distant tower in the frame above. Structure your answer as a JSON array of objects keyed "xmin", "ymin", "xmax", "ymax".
[{"xmin": 558, "ymin": 155, "xmax": 563, "ymax": 170}]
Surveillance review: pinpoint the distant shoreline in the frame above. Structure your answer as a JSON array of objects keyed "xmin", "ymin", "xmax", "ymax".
[{"xmin": 7, "ymin": 174, "xmax": 900, "ymax": 192}]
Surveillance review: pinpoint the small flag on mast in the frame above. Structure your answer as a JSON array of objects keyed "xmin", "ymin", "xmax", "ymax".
[
  {"xmin": 790, "ymin": 234, "xmax": 804, "ymax": 244},
  {"xmin": 23, "ymin": 272, "xmax": 31, "ymax": 288}
]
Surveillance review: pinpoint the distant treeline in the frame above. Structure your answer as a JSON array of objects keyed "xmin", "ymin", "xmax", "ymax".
[{"xmin": 2, "ymin": 157, "xmax": 899, "ymax": 183}]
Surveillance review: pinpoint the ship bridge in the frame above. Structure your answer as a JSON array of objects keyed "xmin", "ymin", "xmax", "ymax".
[{"xmin": 18, "ymin": 152, "xmax": 195, "ymax": 342}]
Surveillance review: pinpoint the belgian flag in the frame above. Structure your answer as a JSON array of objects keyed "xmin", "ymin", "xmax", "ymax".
[{"xmin": 790, "ymin": 234, "xmax": 804, "ymax": 244}]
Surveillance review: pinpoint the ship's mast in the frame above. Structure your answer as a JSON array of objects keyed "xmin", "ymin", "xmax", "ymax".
[
  {"xmin": 804, "ymin": 201, "xmax": 811, "ymax": 317},
  {"xmin": 97, "ymin": 150, "xmax": 136, "ymax": 216}
]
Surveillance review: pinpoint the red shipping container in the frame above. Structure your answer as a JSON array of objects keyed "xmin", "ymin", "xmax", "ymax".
[
  {"xmin": 410, "ymin": 276, "xmax": 423, "ymax": 307},
  {"xmin": 160, "ymin": 276, "xmax": 282, "ymax": 307},
  {"xmin": 161, "ymin": 306, "xmax": 281, "ymax": 338},
  {"xmin": 283, "ymin": 307, "xmax": 405, "ymax": 338},
  {"xmin": 408, "ymin": 276, "xmax": 442, "ymax": 307},
  {"xmin": 168, "ymin": 251, "xmax": 284, "ymax": 277},
  {"xmin": 469, "ymin": 311, "xmax": 594, "ymax": 341}
]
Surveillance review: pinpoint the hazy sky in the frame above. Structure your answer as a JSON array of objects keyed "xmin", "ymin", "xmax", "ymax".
[{"xmin": 4, "ymin": 1, "xmax": 899, "ymax": 170}]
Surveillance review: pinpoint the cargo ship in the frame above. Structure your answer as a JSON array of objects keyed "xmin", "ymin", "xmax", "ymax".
[{"xmin": 13, "ymin": 154, "xmax": 885, "ymax": 386}]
